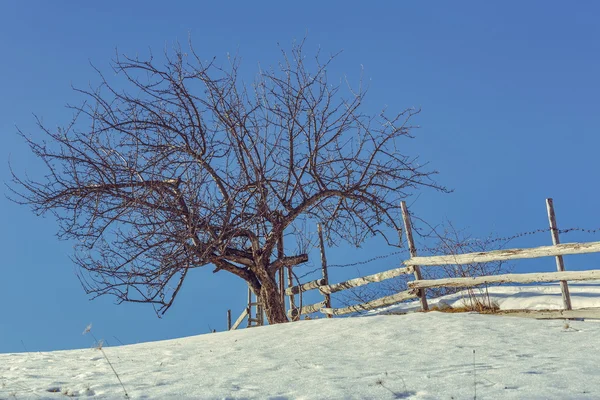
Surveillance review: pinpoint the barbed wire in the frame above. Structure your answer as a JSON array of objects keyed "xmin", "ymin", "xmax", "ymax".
[
  {"xmin": 297, "ymin": 250, "xmax": 408, "ymax": 280},
  {"xmin": 295, "ymin": 225, "xmax": 600, "ymax": 279},
  {"xmin": 419, "ymin": 226, "xmax": 600, "ymax": 252},
  {"xmin": 559, "ymin": 227, "xmax": 600, "ymax": 235},
  {"xmin": 328, "ymin": 249, "xmax": 409, "ymax": 268}
]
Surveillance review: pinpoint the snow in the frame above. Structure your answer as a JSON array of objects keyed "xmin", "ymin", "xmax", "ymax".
[
  {"xmin": 374, "ymin": 281, "xmax": 600, "ymax": 314},
  {"xmin": 2, "ymin": 284, "xmax": 600, "ymax": 400}
]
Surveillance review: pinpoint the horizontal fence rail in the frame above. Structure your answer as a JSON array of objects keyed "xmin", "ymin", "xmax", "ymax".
[
  {"xmin": 319, "ymin": 266, "xmax": 414, "ymax": 294},
  {"xmin": 285, "ymin": 278, "xmax": 327, "ymax": 296},
  {"xmin": 321, "ymin": 290, "xmax": 417, "ymax": 316},
  {"xmin": 405, "ymin": 241, "xmax": 600, "ymax": 267},
  {"xmin": 408, "ymin": 269, "xmax": 600, "ymax": 290},
  {"xmin": 287, "ymin": 301, "xmax": 327, "ymax": 319}
]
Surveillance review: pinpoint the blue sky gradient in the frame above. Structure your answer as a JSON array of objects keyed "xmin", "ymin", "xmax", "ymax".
[{"xmin": 1, "ymin": 1, "xmax": 599, "ymax": 353}]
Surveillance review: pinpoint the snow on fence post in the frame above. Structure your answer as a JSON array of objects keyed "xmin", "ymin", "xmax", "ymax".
[
  {"xmin": 546, "ymin": 198, "xmax": 572, "ymax": 310},
  {"xmin": 318, "ymin": 223, "xmax": 333, "ymax": 318},
  {"xmin": 401, "ymin": 201, "xmax": 429, "ymax": 311}
]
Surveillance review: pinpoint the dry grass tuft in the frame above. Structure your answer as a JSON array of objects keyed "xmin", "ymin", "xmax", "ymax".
[
  {"xmin": 83, "ymin": 324, "xmax": 129, "ymax": 399},
  {"xmin": 429, "ymin": 297, "xmax": 500, "ymax": 314},
  {"xmin": 430, "ymin": 304, "xmax": 500, "ymax": 314}
]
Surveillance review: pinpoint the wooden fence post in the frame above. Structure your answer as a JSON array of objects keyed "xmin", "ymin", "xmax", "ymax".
[
  {"xmin": 546, "ymin": 198, "xmax": 572, "ymax": 310},
  {"xmin": 317, "ymin": 223, "xmax": 333, "ymax": 318},
  {"xmin": 401, "ymin": 201, "xmax": 429, "ymax": 311},
  {"xmin": 227, "ymin": 309, "xmax": 232, "ymax": 330},
  {"xmin": 247, "ymin": 287, "xmax": 253, "ymax": 327},
  {"xmin": 287, "ymin": 266, "xmax": 298, "ymax": 320},
  {"xmin": 278, "ymin": 233, "xmax": 285, "ymax": 306}
]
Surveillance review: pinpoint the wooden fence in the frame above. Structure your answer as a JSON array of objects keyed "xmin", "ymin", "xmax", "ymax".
[
  {"xmin": 230, "ymin": 198, "xmax": 600, "ymax": 328},
  {"xmin": 288, "ymin": 198, "xmax": 600, "ymax": 319}
]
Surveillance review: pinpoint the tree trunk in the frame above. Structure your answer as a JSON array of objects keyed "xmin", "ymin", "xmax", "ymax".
[{"xmin": 255, "ymin": 269, "xmax": 289, "ymax": 324}]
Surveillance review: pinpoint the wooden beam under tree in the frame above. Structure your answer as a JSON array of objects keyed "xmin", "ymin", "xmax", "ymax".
[
  {"xmin": 408, "ymin": 269, "xmax": 600, "ymax": 290},
  {"xmin": 546, "ymin": 198, "xmax": 572, "ymax": 310}
]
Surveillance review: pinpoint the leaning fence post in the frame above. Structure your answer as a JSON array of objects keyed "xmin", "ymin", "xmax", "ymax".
[
  {"xmin": 546, "ymin": 198, "xmax": 573, "ymax": 310},
  {"xmin": 317, "ymin": 223, "xmax": 333, "ymax": 318},
  {"xmin": 401, "ymin": 201, "xmax": 429, "ymax": 311}
]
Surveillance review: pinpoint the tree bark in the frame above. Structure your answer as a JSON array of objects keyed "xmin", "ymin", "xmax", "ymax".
[{"xmin": 254, "ymin": 267, "xmax": 289, "ymax": 324}]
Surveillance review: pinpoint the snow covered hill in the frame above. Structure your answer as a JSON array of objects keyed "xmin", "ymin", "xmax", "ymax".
[{"xmin": 2, "ymin": 284, "xmax": 600, "ymax": 399}]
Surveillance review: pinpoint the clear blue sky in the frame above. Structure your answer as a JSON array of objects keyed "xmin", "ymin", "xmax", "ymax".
[{"xmin": 1, "ymin": 1, "xmax": 599, "ymax": 353}]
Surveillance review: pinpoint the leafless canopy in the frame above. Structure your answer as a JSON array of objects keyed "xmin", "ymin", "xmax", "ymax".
[{"xmin": 11, "ymin": 40, "xmax": 446, "ymax": 322}]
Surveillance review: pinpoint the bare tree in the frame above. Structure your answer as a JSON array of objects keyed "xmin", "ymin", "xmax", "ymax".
[{"xmin": 10, "ymin": 39, "xmax": 446, "ymax": 323}]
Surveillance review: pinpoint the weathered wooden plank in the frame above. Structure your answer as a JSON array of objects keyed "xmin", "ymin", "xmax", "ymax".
[
  {"xmin": 247, "ymin": 287, "xmax": 252, "ymax": 327},
  {"xmin": 406, "ymin": 241, "xmax": 600, "ymax": 266},
  {"xmin": 401, "ymin": 201, "xmax": 428, "ymax": 311},
  {"xmin": 320, "ymin": 290, "xmax": 417, "ymax": 316},
  {"xmin": 318, "ymin": 223, "xmax": 332, "ymax": 318},
  {"xmin": 546, "ymin": 198, "xmax": 572, "ymax": 310},
  {"xmin": 285, "ymin": 278, "xmax": 327, "ymax": 296},
  {"xmin": 278, "ymin": 233, "xmax": 285, "ymax": 305},
  {"xmin": 498, "ymin": 309, "xmax": 600, "ymax": 320},
  {"xmin": 231, "ymin": 308, "xmax": 249, "ymax": 330},
  {"xmin": 319, "ymin": 266, "xmax": 414, "ymax": 294},
  {"xmin": 287, "ymin": 265, "xmax": 296, "ymax": 320},
  {"xmin": 287, "ymin": 301, "xmax": 327, "ymax": 319},
  {"xmin": 408, "ymin": 269, "xmax": 600, "ymax": 290}
]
